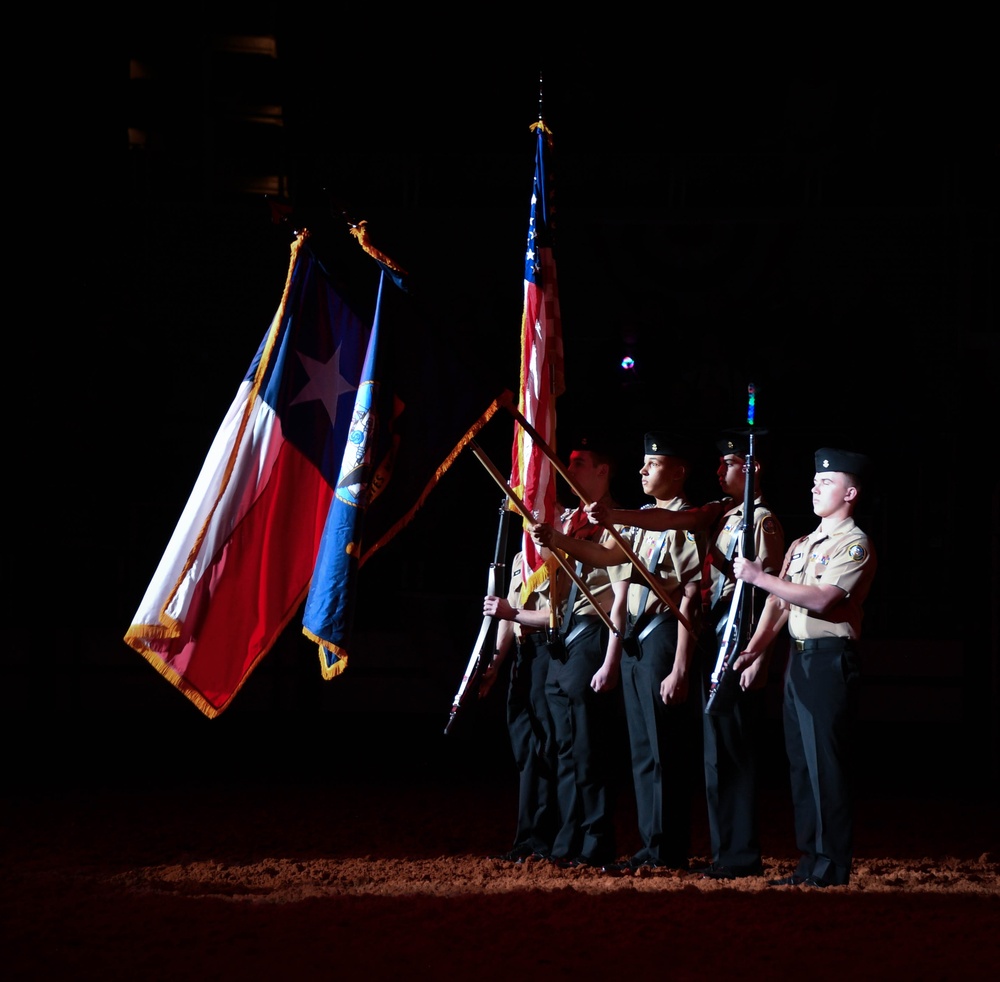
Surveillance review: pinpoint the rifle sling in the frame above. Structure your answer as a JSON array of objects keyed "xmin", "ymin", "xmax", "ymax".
[
  {"xmin": 627, "ymin": 529, "xmax": 669, "ymax": 639},
  {"xmin": 710, "ymin": 520, "xmax": 741, "ymax": 612},
  {"xmin": 638, "ymin": 610, "xmax": 675, "ymax": 643},
  {"xmin": 563, "ymin": 616, "xmax": 591, "ymax": 648},
  {"xmin": 551, "ymin": 560, "xmax": 605, "ymax": 652}
]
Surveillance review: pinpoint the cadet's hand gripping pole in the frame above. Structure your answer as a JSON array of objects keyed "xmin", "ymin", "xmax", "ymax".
[
  {"xmin": 467, "ymin": 441, "xmax": 620, "ymax": 639},
  {"xmin": 500, "ymin": 394, "xmax": 691, "ymax": 634}
]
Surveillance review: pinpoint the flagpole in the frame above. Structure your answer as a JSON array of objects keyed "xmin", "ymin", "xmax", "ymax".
[
  {"xmin": 469, "ymin": 441, "xmax": 620, "ymax": 639},
  {"xmin": 500, "ymin": 394, "xmax": 692, "ymax": 633}
]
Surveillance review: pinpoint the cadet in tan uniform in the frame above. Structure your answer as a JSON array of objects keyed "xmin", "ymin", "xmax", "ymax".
[
  {"xmin": 533, "ymin": 432, "xmax": 707, "ymax": 873},
  {"xmin": 734, "ymin": 448, "xmax": 877, "ymax": 887},
  {"xmin": 588, "ymin": 429, "xmax": 785, "ymax": 878},
  {"xmin": 543, "ymin": 434, "xmax": 620, "ymax": 869},
  {"xmin": 587, "ymin": 430, "xmax": 785, "ymax": 880},
  {"xmin": 481, "ymin": 552, "xmax": 559, "ymax": 863},
  {"xmin": 697, "ymin": 432, "xmax": 785, "ymax": 878}
]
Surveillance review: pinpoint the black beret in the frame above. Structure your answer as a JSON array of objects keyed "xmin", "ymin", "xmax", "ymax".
[
  {"xmin": 814, "ymin": 447, "xmax": 870, "ymax": 477},
  {"xmin": 569, "ymin": 431, "xmax": 616, "ymax": 461},
  {"xmin": 716, "ymin": 427, "xmax": 768, "ymax": 458},
  {"xmin": 644, "ymin": 432, "xmax": 694, "ymax": 459}
]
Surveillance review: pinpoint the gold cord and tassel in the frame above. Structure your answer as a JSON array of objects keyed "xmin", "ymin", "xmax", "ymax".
[{"xmin": 349, "ymin": 220, "xmax": 408, "ymax": 277}]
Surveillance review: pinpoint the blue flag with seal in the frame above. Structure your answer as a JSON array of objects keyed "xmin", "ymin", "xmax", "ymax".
[
  {"xmin": 302, "ymin": 243, "xmax": 509, "ymax": 678},
  {"xmin": 302, "ymin": 268, "xmax": 388, "ymax": 677}
]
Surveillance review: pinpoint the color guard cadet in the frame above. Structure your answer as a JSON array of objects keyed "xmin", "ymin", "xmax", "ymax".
[
  {"xmin": 482, "ymin": 552, "xmax": 559, "ymax": 863},
  {"xmin": 734, "ymin": 448, "xmax": 877, "ymax": 887},
  {"xmin": 534, "ymin": 432, "xmax": 707, "ymax": 873}
]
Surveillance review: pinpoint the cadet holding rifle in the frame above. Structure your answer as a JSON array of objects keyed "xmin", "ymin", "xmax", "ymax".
[
  {"xmin": 534, "ymin": 432, "xmax": 706, "ymax": 874},
  {"xmin": 482, "ymin": 550, "xmax": 560, "ymax": 864},
  {"xmin": 695, "ymin": 430, "xmax": 784, "ymax": 878},
  {"xmin": 587, "ymin": 428, "xmax": 785, "ymax": 880},
  {"xmin": 733, "ymin": 448, "xmax": 876, "ymax": 888}
]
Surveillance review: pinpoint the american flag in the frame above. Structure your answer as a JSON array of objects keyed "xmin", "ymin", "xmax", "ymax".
[{"xmin": 509, "ymin": 119, "xmax": 564, "ymax": 600}]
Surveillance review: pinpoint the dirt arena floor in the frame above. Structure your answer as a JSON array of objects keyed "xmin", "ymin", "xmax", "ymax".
[{"xmin": 3, "ymin": 709, "xmax": 997, "ymax": 981}]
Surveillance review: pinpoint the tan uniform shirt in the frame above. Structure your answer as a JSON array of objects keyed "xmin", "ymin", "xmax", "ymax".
[
  {"xmin": 608, "ymin": 498, "xmax": 706, "ymax": 620},
  {"xmin": 507, "ymin": 552, "xmax": 549, "ymax": 641},
  {"xmin": 706, "ymin": 495, "xmax": 785, "ymax": 608},
  {"xmin": 558, "ymin": 504, "xmax": 614, "ymax": 620},
  {"xmin": 782, "ymin": 517, "xmax": 877, "ymax": 640}
]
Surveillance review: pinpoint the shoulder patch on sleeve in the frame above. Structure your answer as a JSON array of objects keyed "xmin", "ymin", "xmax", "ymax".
[
  {"xmin": 761, "ymin": 516, "xmax": 777, "ymax": 535},
  {"xmin": 848, "ymin": 542, "xmax": 867, "ymax": 562}
]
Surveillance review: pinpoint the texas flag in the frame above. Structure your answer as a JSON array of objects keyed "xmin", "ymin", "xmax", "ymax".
[{"xmin": 124, "ymin": 231, "xmax": 369, "ymax": 718}]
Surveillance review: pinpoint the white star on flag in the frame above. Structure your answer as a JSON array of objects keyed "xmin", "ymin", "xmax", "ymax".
[{"xmin": 291, "ymin": 343, "xmax": 355, "ymax": 424}]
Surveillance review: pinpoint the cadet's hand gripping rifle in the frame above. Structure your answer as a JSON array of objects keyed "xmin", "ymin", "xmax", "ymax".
[
  {"xmin": 444, "ymin": 498, "xmax": 511, "ymax": 735},
  {"xmin": 705, "ymin": 384, "xmax": 757, "ymax": 716}
]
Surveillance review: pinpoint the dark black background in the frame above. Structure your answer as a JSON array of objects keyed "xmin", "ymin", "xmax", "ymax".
[{"xmin": 13, "ymin": 26, "xmax": 995, "ymax": 792}]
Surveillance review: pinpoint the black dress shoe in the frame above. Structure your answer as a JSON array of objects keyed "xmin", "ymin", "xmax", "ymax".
[
  {"xmin": 493, "ymin": 848, "xmax": 548, "ymax": 863},
  {"xmin": 767, "ymin": 874, "xmax": 807, "ymax": 886},
  {"xmin": 803, "ymin": 875, "xmax": 832, "ymax": 888},
  {"xmin": 555, "ymin": 857, "xmax": 597, "ymax": 869},
  {"xmin": 600, "ymin": 857, "xmax": 651, "ymax": 875},
  {"xmin": 633, "ymin": 859, "xmax": 686, "ymax": 875},
  {"xmin": 602, "ymin": 856, "xmax": 685, "ymax": 875},
  {"xmin": 600, "ymin": 859, "xmax": 636, "ymax": 875},
  {"xmin": 521, "ymin": 852, "xmax": 549, "ymax": 863},
  {"xmin": 491, "ymin": 847, "xmax": 532, "ymax": 862},
  {"xmin": 700, "ymin": 863, "xmax": 764, "ymax": 880}
]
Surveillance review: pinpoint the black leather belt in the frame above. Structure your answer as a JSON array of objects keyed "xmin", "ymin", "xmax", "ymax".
[
  {"xmin": 793, "ymin": 638, "xmax": 855, "ymax": 651},
  {"xmin": 518, "ymin": 632, "xmax": 544, "ymax": 649}
]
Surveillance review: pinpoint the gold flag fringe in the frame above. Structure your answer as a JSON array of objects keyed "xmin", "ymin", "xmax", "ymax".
[
  {"xmin": 123, "ymin": 231, "xmax": 313, "ymax": 720},
  {"xmin": 304, "ymin": 632, "xmax": 348, "ymax": 681},
  {"xmin": 358, "ymin": 392, "xmax": 510, "ymax": 568},
  {"xmin": 126, "ymin": 575, "xmax": 315, "ymax": 719}
]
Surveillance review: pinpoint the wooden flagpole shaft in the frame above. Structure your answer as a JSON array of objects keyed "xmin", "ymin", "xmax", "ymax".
[
  {"xmin": 468, "ymin": 441, "xmax": 620, "ymax": 639},
  {"xmin": 501, "ymin": 396, "xmax": 691, "ymax": 633}
]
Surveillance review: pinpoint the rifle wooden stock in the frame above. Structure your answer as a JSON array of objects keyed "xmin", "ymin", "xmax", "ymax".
[
  {"xmin": 501, "ymin": 394, "xmax": 691, "ymax": 634},
  {"xmin": 468, "ymin": 441, "xmax": 619, "ymax": 639}
]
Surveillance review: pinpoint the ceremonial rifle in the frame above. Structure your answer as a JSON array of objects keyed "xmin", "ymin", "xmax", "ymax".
[
  {"xmin": 705, "ymin": 383, "xmax": 757, "ymax": 716},
  {"xmin": 444, "ymin": 497, "xmax": 512, "ymax": 735}
]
